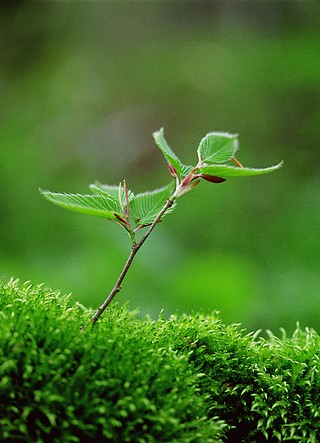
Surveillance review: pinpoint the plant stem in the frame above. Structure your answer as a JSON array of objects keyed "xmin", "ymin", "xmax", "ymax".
[{"xmin": 88, "ymin": 197, "xmax": 175, "ymax": 328}]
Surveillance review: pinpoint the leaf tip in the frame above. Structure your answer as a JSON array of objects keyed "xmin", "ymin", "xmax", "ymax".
[
  {"xmin": 39, "ymin": 188, "xmax": 51, "ymax": 199},
  {"xmin": 167, "ymin": 162, "xmax": 178, "ymax": 178},
  {"xmin": 152, "ymin": 127, "xmax": 164, "ymax": 140},
  {"xmin": 276, "ymin": 160, "xmax": 284, "ymax": 168}
]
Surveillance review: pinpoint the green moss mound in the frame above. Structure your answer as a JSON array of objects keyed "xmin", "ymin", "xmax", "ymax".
[
  {"xmin": 0, "ymin": 280, "xmax": 224, "ymax": 443},
  {"xmin": 1, "ymin": 280, "xmax": 320, "ymax": 442}
]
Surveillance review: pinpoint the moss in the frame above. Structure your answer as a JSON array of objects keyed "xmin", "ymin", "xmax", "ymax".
[
  {"xmin": 1, "ymin": 279, "xmax": 320, "ymax": 442},
  {"xmin": 0, "ymin": 280, "xmax": 224, "ymax": 443}
]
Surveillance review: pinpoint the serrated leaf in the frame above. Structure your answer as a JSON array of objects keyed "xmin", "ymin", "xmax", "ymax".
[
  {"xmin": 89, "ymin": 183, "xmax": 134, "ymax": 206},
  {"xmin": 153, "ymin": 128, "xmax": 182, "ymax": 178},
  {"xmin": 200, "ymin": 161, "xmax": 283, "ymax": 177},
  {"xmin": 40, "ymin": 190, "xmax": 122, "ymax": 220},
  {"xmin": 130, "ymin": 182, "xmax": 175, "ymax": 226},
  {"xmin": 198, "ymin": 132, "xmax": 239, "ymax": 164}
]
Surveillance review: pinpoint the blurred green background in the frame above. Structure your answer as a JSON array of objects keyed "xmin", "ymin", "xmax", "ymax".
[{"xmin": 1, "ymin": 1, "xmax": 320, "ymax": 332}]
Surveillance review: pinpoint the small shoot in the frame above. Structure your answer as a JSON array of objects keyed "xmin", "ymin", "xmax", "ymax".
[{"xmin": 40, "ymin": 128, "xmax": 282, "ymax": 327}]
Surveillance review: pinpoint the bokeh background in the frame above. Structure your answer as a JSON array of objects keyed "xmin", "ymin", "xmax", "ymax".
[{"xmin": 1, "ymin": 1, "xmax": 319, "ymax": 332}]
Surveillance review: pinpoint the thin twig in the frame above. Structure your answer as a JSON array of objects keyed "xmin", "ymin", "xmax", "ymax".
[{"xmin": 84, "ymin": 198, "xmax": 174, "ymax": 329}]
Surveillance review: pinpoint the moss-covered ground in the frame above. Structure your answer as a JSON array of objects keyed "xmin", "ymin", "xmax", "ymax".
[{"xmin": 1, "ymin": 280, "xmax": 320, "ymax": 442}]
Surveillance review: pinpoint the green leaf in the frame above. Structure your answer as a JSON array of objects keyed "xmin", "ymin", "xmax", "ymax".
[
  {"xmin": 200, "ymin": 161, "xmax": 283, "ymax": 177},
  {"xmin": 130, "ymin": 182, "xmax": 175, "ymax": 226},
  {"xmin": 40, "ymin": 190, "xmax": 122, "ymax": 220},
  {"xmin": 153, "ymin": 128, "xmax": 182, "ymax": 178},
  {"xmin": 198, "ymin": 132, "xmax": 239, "ymax": 164},
  {"xmin": 89, "ymin": 183, "xmax": 134, "ymax": 206}
]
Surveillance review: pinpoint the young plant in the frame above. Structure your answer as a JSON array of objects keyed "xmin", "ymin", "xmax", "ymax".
[{"xmin": 40, "ymin": 129, "xmax": 282, "ymax": 327}]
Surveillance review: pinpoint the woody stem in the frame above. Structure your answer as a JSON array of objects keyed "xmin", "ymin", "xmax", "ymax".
[{"xmin": 86, "ymin": 197, "xmax": 175, "ymax": 328}]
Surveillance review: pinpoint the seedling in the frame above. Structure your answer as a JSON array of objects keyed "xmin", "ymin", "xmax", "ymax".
[{"xmin": 40, "ymin": 129, "xmax": 282, "ymax": 327}]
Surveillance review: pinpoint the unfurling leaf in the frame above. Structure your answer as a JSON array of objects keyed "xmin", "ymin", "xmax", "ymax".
[
  {"xmin": 130, "ymin": 182, "xmax": 175, "ymax": 227},
  {"xmin": 200, "ymin": 162, "xmax": 283, "ymax": 178},
  {"xmin": 181, "ymin": 164, "xmax": 194, "ymax": 176},
  {"xmin": 40, "ymin": 190, "xmax": 122, "ymax": 220},
  {"xmin": 153, "ymin": 128, "xmax": 183, "ymax": 178},
  {"xmin": 198, "ymin": 132, "xmax": 238, "ymax": 164}
]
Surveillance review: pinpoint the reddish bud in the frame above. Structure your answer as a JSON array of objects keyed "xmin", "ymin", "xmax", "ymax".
[
  {"xmin": 167, "ymin": 162, "xmax": 178, "ymax": 178},
  {"xmin": 199, "ymin": 175, "xmax": 226, "ymax": 183}
]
